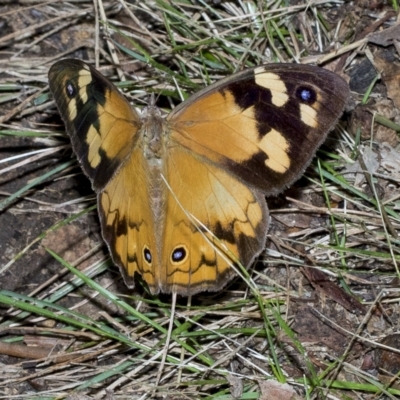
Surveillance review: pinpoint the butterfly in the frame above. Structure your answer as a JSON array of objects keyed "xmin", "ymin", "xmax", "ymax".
[{"xmin": 48, "ymin": 59, "xmax": 348, "ymax": 295}]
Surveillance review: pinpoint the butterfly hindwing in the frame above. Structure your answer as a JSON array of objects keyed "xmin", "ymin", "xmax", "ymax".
[
  {"xmin": 98, "ymin": 146, "xmax": 158, "ymax": 290},
  {"xmin": 160, "ymin": 147, "xmax": 268, "ymax": 295}
]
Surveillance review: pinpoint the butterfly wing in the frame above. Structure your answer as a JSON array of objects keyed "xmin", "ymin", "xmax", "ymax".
[
  {"xmin": 49, "ymin": 59, "xmax": 157, "ymax": 289},
  {"xmin": 98, "ymin": 147, "xmax": 159, "ymax": 290},
  {"xmin": 48, "ymin": 59, "xmax": 142, "ymax": 191},
  {"xmin": 168, "ymin": 64, "xmax": 349, "ymax": 195},
  {"xmin": 159, "ymin": 147, "xmax": 268, "ymax": 295}
]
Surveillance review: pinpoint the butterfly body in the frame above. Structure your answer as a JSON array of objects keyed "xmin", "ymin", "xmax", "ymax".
[{"xmin": 49, "ymin": 59, "xmax": 348, "ymax": 295}]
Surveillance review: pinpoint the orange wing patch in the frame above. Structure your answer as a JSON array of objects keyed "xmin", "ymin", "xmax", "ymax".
[
  {"xmin": 169, "ymin": 91, "xmax": 265, "ymax": 165},
  {"xmin": 86, "ymin": 88, "xmax": 140, "ymax": 169}
]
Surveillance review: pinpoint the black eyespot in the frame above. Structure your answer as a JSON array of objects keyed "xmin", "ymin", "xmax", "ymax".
[
  {"xmin": 65, "ymin": 81, "xmax": 77, "ymax": 98},
  {"xmin": 171, "ymin": 245, "xmax": 188, "ymax": 265},
  {"xmin": 296, "ymin": 86, "xmax": 316, "ymax": 104},
  {"xmin": 143, "ymin": 246, "xmax": 152, "ymax": 265}
]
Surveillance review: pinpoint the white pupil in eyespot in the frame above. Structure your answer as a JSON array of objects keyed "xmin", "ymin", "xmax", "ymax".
[
  {"xmin": 300, "ymin": 89, "xmax": 312, "ymax": 102},
  {"xmin": 172, "ymin": 247, "xmax": 185, "ymax": 262},
  {"xmin": 66, "ymin": 83, "xmax": 75, "ymax": 97},
  {"xmin": 144, "ymin": 248, "xmax": 152, "ymax": 263}
]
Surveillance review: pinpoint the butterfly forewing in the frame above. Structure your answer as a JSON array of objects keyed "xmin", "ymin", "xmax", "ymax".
[
  {"xmin": 48, "ymin": 59, "xmax": 142, "ymax": 191},
  {"xmin": 169, "ymin": 64, "xmax": 349, "ymax": 195}
]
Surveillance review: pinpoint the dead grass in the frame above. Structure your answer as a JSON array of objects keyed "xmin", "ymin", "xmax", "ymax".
[{"xmin": 1, "ymin": 1, "xmax": 400, "ymax": 399}]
